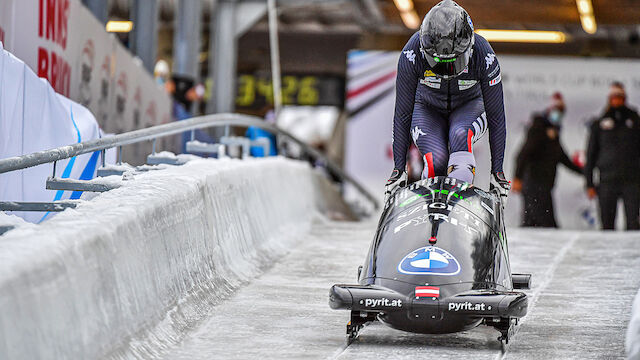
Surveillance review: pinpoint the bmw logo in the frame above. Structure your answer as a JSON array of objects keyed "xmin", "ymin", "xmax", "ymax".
[{"xmin": 398, "ymin": 246, "xmax": 461, "ymax": 276}]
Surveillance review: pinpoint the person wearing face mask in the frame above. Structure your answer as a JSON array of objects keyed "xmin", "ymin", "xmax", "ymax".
[
  {"xmin": 512, "ymin": 92, "xmax": 583, "ymax": 227},
  {"xmin": 585, "ymin": 82, "xmax": 640, "ymax": 230}
]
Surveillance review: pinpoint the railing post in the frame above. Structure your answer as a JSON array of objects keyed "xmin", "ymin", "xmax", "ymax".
[
  {"xmin": 117, "ymin": 146, "xmax": 123, "ymax": 165},
  {"xmin": 52, "ymin": 161, "xmax": 57, "ymax": 177},
  {"xmin": 152, "ymin": 139, "xmax": 157, "ymax": 155},
  {"xmin": 101, "ymin": 150, "xmax": 106, "ymax": 168}
]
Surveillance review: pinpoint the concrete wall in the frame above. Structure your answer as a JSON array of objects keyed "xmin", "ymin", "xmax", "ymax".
[{"xmin": 0, "ymin": 157, "xmax": 352, "ymax": 359}]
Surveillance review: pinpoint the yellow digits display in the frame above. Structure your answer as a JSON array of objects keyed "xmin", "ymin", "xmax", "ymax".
[{"xmin": 236, "ymin": 74, "xmax": 328, "ymax": 108}]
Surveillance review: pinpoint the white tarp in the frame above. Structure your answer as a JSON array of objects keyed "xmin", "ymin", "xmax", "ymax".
[
  {"xmin": 0, "ymin": 42, "xmax": 102, "ymax": 223},
  {"xmin": 2, "ymin": 0, "xmax": 171, "ymax": 147},
  {"xmin": 345, "ymin": 51, "xmax": 640, "ymax": 228},
  {"xmin": 0, "ymin": 0, "xmax": 174, "ymax": 222}
]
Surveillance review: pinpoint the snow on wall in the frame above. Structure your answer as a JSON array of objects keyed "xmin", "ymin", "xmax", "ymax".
[
  {"xmin": 628, "ymin": 289, "xmax": 640, "ymax": 359},
  {"xmin": 0, "ymin": 157, "xmax": 349, "ymax": 359}
]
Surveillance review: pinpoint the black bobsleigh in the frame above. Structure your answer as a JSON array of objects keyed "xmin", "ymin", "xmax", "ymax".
[{"xmin": 329, "ymin": 176, "xmax": 531, "ymax": 344}]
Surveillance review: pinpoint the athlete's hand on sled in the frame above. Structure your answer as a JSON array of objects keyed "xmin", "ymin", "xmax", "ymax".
[
  {"xmin": 490, "ymin": 171, "xmax": 511, "ymax": 199},
  {"xmin": 385, "ymin": 169, "xmax": 407, "ymax": 203}
]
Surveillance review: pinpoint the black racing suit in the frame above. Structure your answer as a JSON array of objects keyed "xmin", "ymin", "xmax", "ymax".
[
  {"xmin": 585, "ymin": 105, "xmax": 640, "ymax": 230},
  {"xmin": 392, "ymin": 32, "xmax": 506, "ymax": 176},
  {"xmin": 515, "ymin": 114, "xmax": 582, "ymax": 227}
]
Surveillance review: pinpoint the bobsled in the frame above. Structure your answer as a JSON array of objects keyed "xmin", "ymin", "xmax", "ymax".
[{"xmin": 329, "ymin": 177, "xmax": 531, "ymax": 344}]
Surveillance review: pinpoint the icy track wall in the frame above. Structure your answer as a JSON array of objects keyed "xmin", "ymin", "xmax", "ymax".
[{"xmin": 0, "ymin": 157, "xmax": 352, "ymax": 359}]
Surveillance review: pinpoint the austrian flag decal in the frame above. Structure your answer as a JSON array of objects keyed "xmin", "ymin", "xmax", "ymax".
[{"xmin": 415, "ymin": 286, "xmax": 440, "ymax": 298}]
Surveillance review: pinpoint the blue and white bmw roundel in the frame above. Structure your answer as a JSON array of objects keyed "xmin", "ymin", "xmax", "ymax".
[{"xmin": 398, "ymin": 246, "xmax": 461, "ymax": 275}]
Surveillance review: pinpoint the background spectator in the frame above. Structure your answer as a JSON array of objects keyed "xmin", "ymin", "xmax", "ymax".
[
  {"xmin": 512, "ymin": 92, "xmax": 582, "ymax": 227},
  {"xmin": 585, "ymin": 82, "xmax": 640, "ymax": 230}
]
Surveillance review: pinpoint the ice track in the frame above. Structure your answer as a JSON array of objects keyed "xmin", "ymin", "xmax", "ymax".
[{"xmin": 162, "ymin": 219, "xmax": 640, "ymax": 360}]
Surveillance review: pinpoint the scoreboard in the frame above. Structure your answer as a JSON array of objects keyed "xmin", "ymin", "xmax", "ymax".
[{"xmin": 235, "ymin": 74, "xmax": 344, "ymax": 109}]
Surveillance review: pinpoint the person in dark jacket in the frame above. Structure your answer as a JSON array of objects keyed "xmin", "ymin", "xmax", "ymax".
[
  {"xmin": 512, "ymin": 93, "xmax": 582, "ymax": 227},
  {"xmin": 585, "ymin": 82, "xmax": 640, "ymax": 230}
]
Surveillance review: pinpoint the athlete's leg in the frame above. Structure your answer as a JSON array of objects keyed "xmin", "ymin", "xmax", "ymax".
[
  {"xmin": 447, "ymin": 98, "xmax": 486, "ymax": 183},
  {"xmin": 411, "ymin": 102, "xmax": 448, "ymax": 179}
]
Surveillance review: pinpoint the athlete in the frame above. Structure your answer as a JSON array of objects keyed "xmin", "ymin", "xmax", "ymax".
[{"xmin": 385, "ymin": 0, "xmax": 510, "ymax": 201}]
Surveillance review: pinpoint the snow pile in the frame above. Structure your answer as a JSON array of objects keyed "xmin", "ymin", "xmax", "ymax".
[
  {"xmin": 147, "ymin": 151, "xmax": 201, "ymax": 165},
  {"xmin": 0, "ymin": 212, "xmax": 31, "ymax": 227},
  {"xmin": 0, "ymin": 211, "xmax": 33, "ymax": 235},
  {"xmin": 0, "ymin": 157, "xmax": 350, "ymax": 359},
  {"xmin": 628, "ymin": 289, "xmax": 640, "ymax": 359}
]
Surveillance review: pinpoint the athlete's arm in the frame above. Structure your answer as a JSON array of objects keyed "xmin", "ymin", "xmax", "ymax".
[
  {"xmin": 392, "ymin": 33, "xmax": 421, "ymax": 171},
  {"xmin": 477, "ymin": 37, "xmax": 506, "ymax": 174}
]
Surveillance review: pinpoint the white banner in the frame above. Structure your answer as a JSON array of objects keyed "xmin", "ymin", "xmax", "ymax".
[
  {"xmin": 345, "ymin": 51, "xmax": 640, "ymax": 229},
  {"xmin": 3, "ymin": 0, "xmax": 172, "ymax": 160},
  {"xmin": 0, "ymin": 42, "xmax": 103, "ymax": 223},
  {"xmin": 0, "ymin": 0, "xmax": 175, "ymax": 223}
]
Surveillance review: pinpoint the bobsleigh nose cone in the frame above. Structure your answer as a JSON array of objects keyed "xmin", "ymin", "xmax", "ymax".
[{"xmin": 329, "ymin": 285, "xmax": 353, "ymax": 310}]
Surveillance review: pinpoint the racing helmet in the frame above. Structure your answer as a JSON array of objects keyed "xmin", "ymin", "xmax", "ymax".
[{"xmin": 419, "ymin": 0, "xmax": 475, "ymax": 79}]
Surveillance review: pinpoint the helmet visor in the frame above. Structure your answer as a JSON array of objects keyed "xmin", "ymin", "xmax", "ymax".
[{"xmin": 425, "ymin": 50, "xmax": 470, "ymax": 78}]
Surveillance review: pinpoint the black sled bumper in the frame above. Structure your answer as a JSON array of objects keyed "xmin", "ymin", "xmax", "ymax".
[{"xmin": 329, "ymin": 284, "xmax": 528, "ymax": 318}]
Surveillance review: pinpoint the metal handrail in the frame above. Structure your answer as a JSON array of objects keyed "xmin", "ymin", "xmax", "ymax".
[{"xmin": 0, "ymin": 113, "xmax": 379, "ymax": 210}]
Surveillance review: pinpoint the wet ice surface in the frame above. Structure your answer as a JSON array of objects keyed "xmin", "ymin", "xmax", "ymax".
[
  {"xmin": 503, "ymin": 230, "xmax": 640, "ymax": 360},
  {"xmin": 162, "ymin": 218, "xmax": 374, "ymax": 359},
  {"xmin": 162, "ymin": 222, "xmax": 640, "ymax": 360}
]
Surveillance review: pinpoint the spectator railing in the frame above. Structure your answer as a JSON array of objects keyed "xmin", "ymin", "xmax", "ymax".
[{"xmin": 0, "ymin": 113, "xmax": 379, "ymax": 212}]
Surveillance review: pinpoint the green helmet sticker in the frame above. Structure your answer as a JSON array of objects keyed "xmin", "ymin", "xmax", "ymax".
[{"xmin": 434, "ymin": 57, "xmax": 457, "ymax": 63}]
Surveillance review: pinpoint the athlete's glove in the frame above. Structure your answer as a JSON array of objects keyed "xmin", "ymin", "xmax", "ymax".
[
  {"xmin": 385, "ymin": 169, "xmax": 407, "ymax": 204},
  {"xmin": 490, "ymin": 171, "xmax": 511, "ymax": 202}
]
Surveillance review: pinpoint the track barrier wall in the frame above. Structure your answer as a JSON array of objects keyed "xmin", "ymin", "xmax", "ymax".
[{"xmin": 0, "ymin": 157, "xmax": 353, "ymax": 359}]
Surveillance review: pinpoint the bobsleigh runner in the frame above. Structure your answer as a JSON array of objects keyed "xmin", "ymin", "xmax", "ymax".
[{"xmin": 329, "ymin": 176, "xmax": 531, "ymax": 345}]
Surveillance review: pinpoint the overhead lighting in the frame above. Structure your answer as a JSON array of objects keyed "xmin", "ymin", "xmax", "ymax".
[
  {"xmin": 475, "ymin": 29, "xmax": 567, "ymax": 43},
  {"xmin": 394, "ymin": 0, "xmax": 419, "ymax": 29},
  {"xmin": 400, "ymin": 10, "xmax": 421, "ymax": 29},
  {"xmin": 393, "ymin": 0, "xmax": 414, "ymax": 12},
  {"xmin": 576, "ymin": 0, "xmax": 597, "ymax": 34},
  {"xmin": 576, "ymin": 0, "xmax": 593, "ymax": 14},
  {"xmin": 580, "ymin": 15, "xmax": 597, "ymax": 34},
  {"xmin": 106, "ymin": 21, "xmax": 133, "ymax": 33}
]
